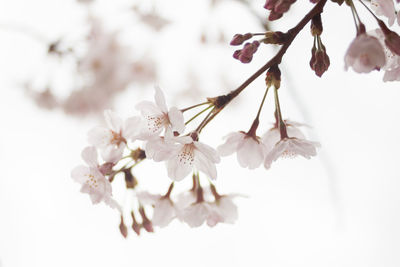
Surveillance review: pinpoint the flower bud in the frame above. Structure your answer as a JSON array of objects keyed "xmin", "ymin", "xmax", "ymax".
[
  {"xmin": 131, "ymin": 211, "xmax": 141, "ymax": 236},
  {"xmin": 230, "ymin": 33, "xmax": 252, "ymax": 46},
  {"xmin": 310, "ymin": 45, "xmax": 330, "ymax": 77},
  {"xmin": 119, "ymin": 216, "xmax": 128, "ymax": 238},
  {"xmin": 264, "ymin": 0, "xmax": 296, "ymax": 21},
  {"xmin": 232, "ymin": 41, "xmax": 260, "ymax": 63},
  {"xmin": 139, "ymin": 207, "xmax": 154, "ymax": 233},
  {"xmin": 330, "ymin": 0, "xmax": 344, "ymax": 4}
]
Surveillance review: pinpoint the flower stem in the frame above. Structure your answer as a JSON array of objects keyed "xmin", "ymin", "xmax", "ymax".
[
  {"xmin": 198, "ymin": 0, "xmax": 328, "ymax": 132},
  {"xmin": 184, "ymin": 105, "xmax": 214, "ymax": 125},
  {"xmin": 273, "ymin": 87, "xmax": 288, "ymax": 139},
  {"xmin": 180, "ymin": 101, "xmax": 210, "ymax": 112},
  {"xmin": 248, "ymin": 85, "xmax": 270, "ymax": 136}
]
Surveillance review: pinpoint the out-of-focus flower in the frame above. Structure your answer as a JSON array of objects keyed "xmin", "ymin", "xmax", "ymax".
[
  {"xmin": 152, "ymin": 197, "xmax": 176, "ymax": 228},
  {"xmin": 167, "ymin": 134, "xmax": 220, "ymax": 181},
  {"xmin": 345, "ymin": 33, "xmax": 386, "ymax": 73},
  {"xmin": 136, "ymin": 86, "xmax": 185, "ymax": 138},
  {"xmin": 371, "ymin": 0, "xmax": 396, "ymax": 26},
  {"xmin": 264, "ymin": 0, "xmax": 297, "ymax": 20},
  {"xmin": 88, "ymin": 110, "xmax": 141, "ymax": 161},
  {"xmin": 217, "ymin": 131, "xmax": 266, "ymax": 169},
  {"xmin": 132, "ymin": 6, "xmax": 171, "ymax": 31},
  {"xmin": 371, "ymin": 29, "xmax": 400, "ymax": 81},
  {"xmin": 180, "ymin": 201, "xmax": 215, "ymax": 227}
]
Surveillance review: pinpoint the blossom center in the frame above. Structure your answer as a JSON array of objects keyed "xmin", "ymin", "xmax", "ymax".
[
  {"xmin": 178, "ymin": 144, "xmax": 194, "ymax": 165},
  {"xmin": 146, "ymin": 114, "xmax": 168, "ymax": 133},
  {"xmin": 110, "ymin": 130, "xmax": 126, "ymax": 146},
  {"xmin": 85, "ymin": 173, "xmax": 99, "ymax": 188}
]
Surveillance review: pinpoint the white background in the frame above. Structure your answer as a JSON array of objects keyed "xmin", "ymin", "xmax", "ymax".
[{"xmin": 0, "ymin": 0, "xmax": 400, "ymax": 266}]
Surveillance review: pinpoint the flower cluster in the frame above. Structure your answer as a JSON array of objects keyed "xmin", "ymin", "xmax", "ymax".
[
  {"xmin": 344, "ymin": 0, "xmax": 400, "ymax": 81},
  {"xmin": 72, "ymin": 81, "xmax": 320, "ymax": 236},
  {"xmin": 70, "ymin": 0, "xmax": 400, "ymax": 237}
]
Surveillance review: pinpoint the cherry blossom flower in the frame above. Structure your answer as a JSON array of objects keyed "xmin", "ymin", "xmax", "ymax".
[
  {"xmin": 152, "ymin": 198, "xmax": 177, "ymax": 228},
  {"xmin": 180, "ymin": 201, "xmax": 216, "ymax": 227},
  {"xmin": 88, "ymin": 110, "xmax": 141, "ymax": 161},
  {"xmin": 71, "ymin": 147, "xmax": 120, "ymax": 210},
  {"xmin": 176, "ymin": 184, "xmax": 240, "ymax": 227},
  {"xmin": 371, "ymin": 29, "xmax": 400, "ymax": 81},
  {"xmin": 262, "ymin": 120, "xmax": 320, "ymax": 169},
  {"xmin": 206, "ymin": 196, "xmax": 238, "ymax": 227},
  {"xmin": 262, "ymin": 120, "xmax": 307, "ymax": 152},
  {"xmin": 144, "ymin": 134, "xmax": 178, "ymax": 162},
  {"xmin": 136, "ymin": 86, "xmax": 185, "ymax": 137},
  {"xmin": 264, "ymin": 137, "xmax": 320, "ymax": 169},
  {"xmin": 217, "ymin": 131, "xmax": 267, "ymax": 169},
  {"xmin": 167, "ymin": 134, "xmax": 220, "ymax": 181},
  {"xmin": 371, "ymin": 0, "xmax": 396, "ymax": 26},
  {"xmin": 344, "ymin": 33, "xmax": 386, "ymax": 73}
]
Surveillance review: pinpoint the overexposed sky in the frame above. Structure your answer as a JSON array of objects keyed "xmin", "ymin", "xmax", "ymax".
[{"xmin": 1, "ymin": 1, "xmax": 400, "ymax": 267}]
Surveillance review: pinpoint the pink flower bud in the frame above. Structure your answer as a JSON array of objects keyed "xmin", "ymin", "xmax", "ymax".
[
  {"xmin": 230, "ymin": 33, "xmax": 252, "ymax": 46},
  {"xmin": 344, "ymin": 33, "xmax": 386, "ymax": 73},
  {"xmin": 310, "ymin": 45, "xmax": 330, "ymax": 77},
  {"xmin": 119, "ymin": 216, "xmax": 128, "ymax": 238},
  {"xmin": 232, "ymin": 41, "xmax": 260, "ymax": 64}
]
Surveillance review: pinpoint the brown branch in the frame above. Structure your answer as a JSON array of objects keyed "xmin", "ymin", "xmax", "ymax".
[{"xmin": 199, "ymin": 0, "xmax": 328, "ymax": 132}]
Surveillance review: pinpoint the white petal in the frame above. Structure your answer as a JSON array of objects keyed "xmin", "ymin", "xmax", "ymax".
[
  {"xmin": 145, "ymin": 137, "xmax": 177, "ymax": 162},
  {"xmin": 88, "ymin": 126, "xmax": 112, "ymax": 148},
  {"xmin": 182, "ymin": 203, "xmax": 210, "ymax": 227},
  {"xmin": 194, "ymin": 148, "xmax": 218, "ymax": 180},
  {"xmin": 101, "ymin": 144, "xmax": 124, "ymax": 163},
  {"xmin": 104, "ymin": 110, "xmax": 123, "ymax": 132},
  {"xmin": 216, "ymin": 197, "xmax": 238, "ymax": 224},
  {"xmin": 81, "ymin": 146, "xmax": 98, "ymax": 167},
  {"xmin": 71, "ymin": 165, "xmax": 91, "ymax": 184},
  {"xmin": 262, "ymin": 128, "xmax": 281, "ymax": 154},
  {"xmin": 152, "ymin": 198, "xmax": 176, "ymax": 228},
  {"xmin": 168, "ymin": 107, "xmax": 185, "ymax": 134},
  {"xmin": 195, "ymin": 141, "xmax": 220, "ymax": 163},
  {"xmin": 217, "ymin": 132, "xmax": 244, "ymax": 157},
  {"xmin": 154, "ymin": 86, "xmax": 168, "ymax": 113},
  {"xmin": 287, "ymin": 125, "xmax": 306, "ymax": 139},
  {"xmin": 135, "ymin": 101, "xmax": 163, "ymax": 117},
  {"xmin": 237, "ymin": 138, "xmax": 264, "ymax": 169},
  {"xmin": 136, "ymin": 191, "xmax": 161, "ymax": 205},
  {"xmin": 123, "ymin": 116, "xmax": 142, "ymax": 140},
  {"xmin": 167, "ymin": 145, "xmax": 193, "ymax": 181}
]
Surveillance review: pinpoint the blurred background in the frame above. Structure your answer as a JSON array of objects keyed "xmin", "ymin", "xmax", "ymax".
[{"xmin": 1, "ymin": 0, "xmax": 400, "ymax": 266}]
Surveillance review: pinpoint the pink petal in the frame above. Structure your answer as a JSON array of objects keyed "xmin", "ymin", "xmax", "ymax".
[
  {"xmin": 194, "ymin": 148, "xmax": 218, "ymax": 180},
  {"xmin": 87, "ymin": 126, "xmax": 111, "ymax": 148},
  {"xmin": 104, "ymin": 109, "xmax": 123, "ymax": 132},
  {"xmin": 154, "ymin": 86, "xmax": 168, "ymax": 113},
  {"xmin": 168, "ymin": 107, "xmax": 185, "ymax": 134},
  {"xmin": 217, "ymin": 132, "xmax": 245, "ymax": 156},
  {"xmin": 123, "ymin": 116, "xmax": 142, "ymax": 140},
  {"xmin": 81, "ymin": 146, "xmax": 98, "ymax": 167},
  {"xmin": 237, "ymin": 138, "xmax": 265, "ymax": 169}
]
